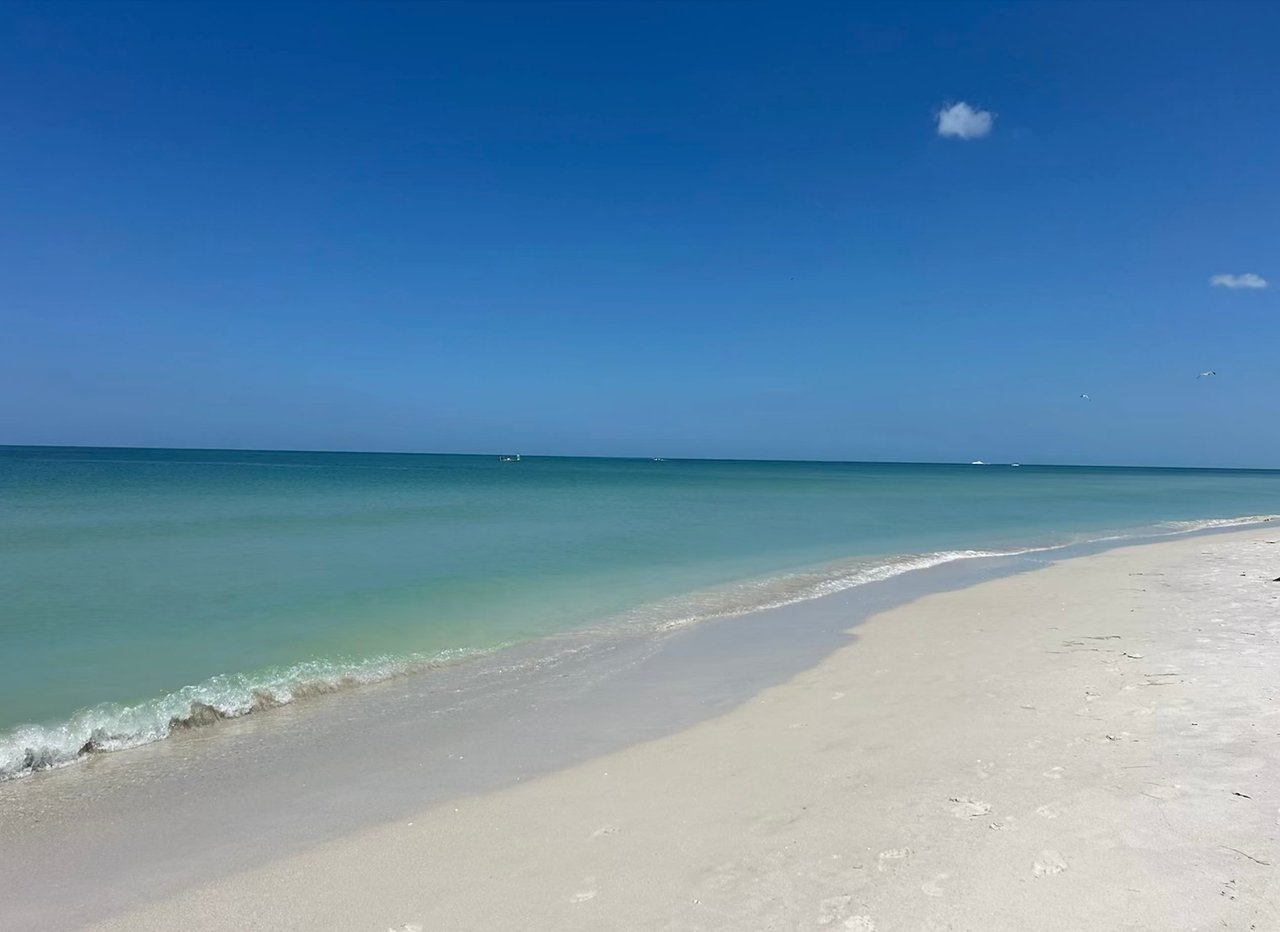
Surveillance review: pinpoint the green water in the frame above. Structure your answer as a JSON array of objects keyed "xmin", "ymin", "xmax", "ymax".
[{"xmin": 2, "ymin": 445, "xmax": 1278, "ymax": 778}]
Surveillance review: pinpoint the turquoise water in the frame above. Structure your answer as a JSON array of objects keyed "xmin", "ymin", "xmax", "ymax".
[{"xmin": 3, "ymin": 445, "xmax": 1279, "ymax": 779}]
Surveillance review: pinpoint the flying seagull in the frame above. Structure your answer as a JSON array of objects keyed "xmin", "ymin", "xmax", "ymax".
[
  {"xmin": 1080, "ymin": 393, "xmax": 1091, "ymax": 401},
  {"xmin": 1197, "ymin": 370, "xmax": 1217, "ymax": 379}
]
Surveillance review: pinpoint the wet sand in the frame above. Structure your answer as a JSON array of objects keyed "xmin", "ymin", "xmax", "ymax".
[{"xmin": 74, "ymin": 529, "xmax": 1279, "ymax": 931}]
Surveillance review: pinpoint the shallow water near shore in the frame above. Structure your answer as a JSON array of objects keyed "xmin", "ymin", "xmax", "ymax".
[
  {"xmin": 3, "ymin": 445, "xmax": 1280, "ymax": 781},
  {"xmin": 0, "ymin": 522, "xmax": 1274, "ymax": 931}
]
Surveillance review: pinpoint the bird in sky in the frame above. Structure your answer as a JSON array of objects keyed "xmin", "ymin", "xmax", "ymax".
[
  {"xmin": 1080, "ymin": 393, "xmax": 1091, "ymax": 401},
  {"xmin": 1197, "ymin": 370, "xmax": 1217, "ymax": 379}
]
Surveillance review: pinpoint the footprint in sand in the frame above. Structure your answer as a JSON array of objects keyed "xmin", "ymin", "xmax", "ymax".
[
  {"xmin": 1042, "ymin": 766, "xmax": 1064, "ymax": 779},
  {"xmin": 388, "ymin": 926, "xmax": 422, "ymax": 932},
  {"xmin": 570, "ymin": 878, "xmax": 599, "ymax": 903},
  {"xmin": 1035, "ymin": 804, "xmax": 1059, "ymax": 819},
  {"xmin": 589, "ymin": 824, "xmax": 620, "ymax": 839},
  {"xmin": 877, "ymin": 847, "xmax": 912, "ymax": 871},
  {"xmin": 816, "ymin": 894, "xmax": 853, "ymax": 925},
  {"xmin": 921, "ymin": 873, "xmax": 950, "ymax": 897},
  {"xmin": 1033, "ymin": 850, "xmax": 1068, "ymax": 876},
  {"xmin": 843, "ymin": 918, "xmax": 877, "ymax": 931},
  {"xmin": 1142, "ymin": 784, "xmax": 1180, "ymax": 800},
  {"xmin": 949, "ymin": 797, "xmax": 991, "ymax": 819}
]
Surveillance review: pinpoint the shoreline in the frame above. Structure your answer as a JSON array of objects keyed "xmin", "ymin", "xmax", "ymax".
[
  {"xmin": 2, "ymin": 514, "xmax": 1273, "ymax": 785},
  {"xmin": 4, "ymin": 525, "xmax": 1279, "ymax": 930}
]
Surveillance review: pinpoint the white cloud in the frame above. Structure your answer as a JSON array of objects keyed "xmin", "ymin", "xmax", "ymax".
[
  {"xmin": 936, "ymin": 102, "xmax": 995, "ymax": 140},
  {"xmin": 1210, "ymin": 273, "xmax": 1268, "ymax": 289}
]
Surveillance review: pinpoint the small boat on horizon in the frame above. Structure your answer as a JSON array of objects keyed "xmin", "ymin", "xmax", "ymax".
[{"xmin": 498, "ymin": 454, "xmax": 521, "ymax": 462}]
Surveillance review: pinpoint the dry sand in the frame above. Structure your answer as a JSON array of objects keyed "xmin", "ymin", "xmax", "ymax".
[{"xmin": 86, "ymin": 530, "xmax": 1280, "ymax": 931}]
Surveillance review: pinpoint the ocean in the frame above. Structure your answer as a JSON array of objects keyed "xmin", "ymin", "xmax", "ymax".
[{"xmin": 2, "ymin": 445, "xmax": 1278, "ymax": 781}]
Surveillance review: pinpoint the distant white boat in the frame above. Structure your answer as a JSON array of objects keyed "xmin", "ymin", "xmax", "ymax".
[
  {"xmin": 1011, "ymin": 463, "xmax": 1021, "ymax": 467},
  {"xmin": 498, "ymin": 454, "xmax": 521, "ymax": 462},
  {"xmin": 970, "ymin": 460, "xmax": 986, "ymax": 466}
]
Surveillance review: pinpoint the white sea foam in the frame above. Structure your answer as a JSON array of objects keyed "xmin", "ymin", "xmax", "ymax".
[
  {"xmin": 0, "ymin": 650, "xmax": 481, "ymax": 782},
  {"xmin": 4, "ymin": 513, "xmax": 1276, "ymax": 783},
  {"xmin": 633, "ymin": 548, "xmax": 1050, "ymax": 633},
  {"xmin": 1153, "ymin": 514, "xmax": 1278, "ymax": 533}
]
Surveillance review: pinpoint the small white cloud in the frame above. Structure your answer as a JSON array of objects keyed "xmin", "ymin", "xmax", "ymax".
[
  {"xmin": 1210, "ymin": 273, "xmax": 1268, "ymax": 289},
  {"xmin": 936, "ymin": 101, "xmax": 995, "ymax": 140}
]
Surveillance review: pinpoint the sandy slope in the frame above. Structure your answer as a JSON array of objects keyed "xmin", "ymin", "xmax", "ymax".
[{"xmin": 86, "ymin": 530, "xmax": 1280, "ymax": 931}]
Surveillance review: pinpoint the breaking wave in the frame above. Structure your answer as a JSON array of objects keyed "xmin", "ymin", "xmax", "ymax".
[{"xmin": 0, "ymin": 651, "xmax": 482, "ymax": 782}]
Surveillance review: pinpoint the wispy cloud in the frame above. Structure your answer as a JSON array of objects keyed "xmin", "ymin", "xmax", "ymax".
[
  {"xmin": 936, "ymin": 102, "xmax": 995, "ymax": 140},
  {"xmin": 1210, "ymin": 273, "xmax": 1268, "ymax": 289}
]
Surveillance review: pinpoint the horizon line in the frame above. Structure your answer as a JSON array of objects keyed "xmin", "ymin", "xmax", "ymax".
[{"xmin": 2, "ymin": 442, "xmax": 1277, "ymax": 473}]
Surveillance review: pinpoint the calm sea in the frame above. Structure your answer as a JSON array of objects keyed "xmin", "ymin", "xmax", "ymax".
[{"xmin": 2, "ymin": 445, "xmax": 1277, "ymax": 779}]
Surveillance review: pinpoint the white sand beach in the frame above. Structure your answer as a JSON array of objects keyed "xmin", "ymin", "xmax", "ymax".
[{"xmin": 73, "ymin": 528, "xmax": 1280, "ymax": 932}]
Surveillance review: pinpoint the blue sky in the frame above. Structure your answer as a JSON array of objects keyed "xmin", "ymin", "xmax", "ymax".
[{"xmin": 1, "ymin": 1, "xmax": 1276, "ymax": 466}]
